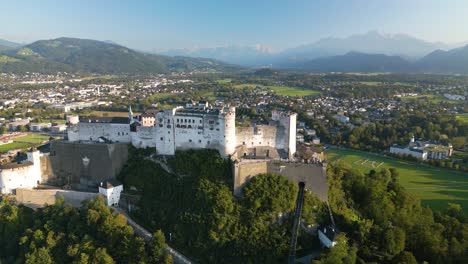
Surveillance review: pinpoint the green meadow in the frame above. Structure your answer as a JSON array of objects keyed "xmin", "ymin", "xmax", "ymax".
[
  {"xmin": 232, "ymin": 83, "xmax": 321, "ymax": 97},
  {"xmin": 0, "ymin": 133, "xmax": 50, "ymax": 153},
  {"xmin": 326, "ymin": 148, "xmax": 468, "ymax": 212},
  {"xmin": 456, "ymin": 114, "xmax": 468, "ymax": 123}
]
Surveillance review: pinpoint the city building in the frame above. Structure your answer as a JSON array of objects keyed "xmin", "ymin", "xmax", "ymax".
[{"xmin": 389, "ymin": 136, "xmax": 453, "ymax": 160}]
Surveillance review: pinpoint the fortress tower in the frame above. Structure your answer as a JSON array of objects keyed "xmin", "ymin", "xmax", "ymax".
[
  {"xmin": 272, "ymin": 110, "xmax": 297, "ymax": 159},
  {"xmin": 223, "ymin": 106, "xmax": 236, "ymax": 156}
]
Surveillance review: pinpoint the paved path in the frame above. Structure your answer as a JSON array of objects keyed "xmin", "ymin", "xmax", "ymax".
[{"xmin": 111, "ymin": 207, "xmax": 193, "ymax": 264}]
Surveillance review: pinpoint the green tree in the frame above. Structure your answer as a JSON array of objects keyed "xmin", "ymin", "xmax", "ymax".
[{"xmin": 392, "ymin": 251, "xmax": 417, "ymax": 264}]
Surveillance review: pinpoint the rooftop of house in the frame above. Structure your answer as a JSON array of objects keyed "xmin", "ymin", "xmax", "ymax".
[{"xmin": 99, "ymin": 179, "xmax": 122, "ymax": 189}]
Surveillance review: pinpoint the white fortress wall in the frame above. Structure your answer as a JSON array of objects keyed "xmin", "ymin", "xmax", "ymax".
[
  {"xmin": 66, "ymin": 103, "xmax": 297, "ymax": 159},
  {"xmin": 68, "ymin": 123, "xmax": 131, "ymax": 143},
  {"xmin": 223, "ymin": 107, "xmax": 237, "ymax": 156},
  {"xmin": 131, "ymin": 126, "xmax": 156, "ymax": 149},
  {"xmin": 235, "ymin": 125, "xmax": 278, "ymax": 149},
  {"xmin": 0, "ymin": 151, "xmax": 43, "ymax": 194}
]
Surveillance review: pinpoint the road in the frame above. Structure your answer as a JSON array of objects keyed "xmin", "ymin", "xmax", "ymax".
[{"xmin": 111, "ymin": 207, "xmax": 193, "ymax": 264}]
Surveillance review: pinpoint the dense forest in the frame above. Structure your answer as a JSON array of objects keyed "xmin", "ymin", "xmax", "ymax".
[{"xmin": 0, "ymin": 196, "xmax": 172, "ymax": 264}]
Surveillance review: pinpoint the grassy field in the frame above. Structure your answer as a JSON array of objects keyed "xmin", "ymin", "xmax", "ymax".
[
  {"xmin": 456, "ymin": 114, "xmax": 468, "ymax": 123},
  {"xmin": 233, "ymin": 84, "xmax": 258, "ymax": 89},
  {"xmin": 0, "ymin": 133, "xmax": 50, "ymax": 153},
  {"xmin": 232, "ymin": 83, "xmax": 321, "ymax": 97},
  {"xmin": 359, "ymin": 81, "xmax": 382, "ymax": 86},
  {"xmin": 149, "ymin": 93, "xmax": 181, "ymax": 100},
  {"xmin": 80, "ymin": 75, "xmax": 116, "ymax": 81},
  {"xmin": 267, "ymin": 85, "xmax": 322, "ymax": 97},
  {"xmin": 326, "ymin": 148, "xmax": 468, "ymax": 212},
  {"xmin": 401, "ymin": 94, "xmax": 465, "ymax": 105},
  {"xmin": 216, "ymin": 78, "xmax": 232, "ymax": 84}
]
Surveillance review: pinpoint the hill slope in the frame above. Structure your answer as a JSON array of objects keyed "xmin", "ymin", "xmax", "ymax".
[
  {"xmin": 294, "ymin": 52, "xmax": 412, "ymax": 72},
  {"xmin": 0, "ymin": 37, "xmax": 240, "ymax": 74},
  {"xmin": 416, "ymin": 45, "xmax": 468, "ymax": 74},
  {"xmin": 0, "ymin": 39, "xmax": 22, "ymax": 51}
]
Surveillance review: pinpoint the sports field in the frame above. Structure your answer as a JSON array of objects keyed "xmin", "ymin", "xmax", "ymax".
[{"xmin": 326, "ymin": 148, "xmax": 468, "ymax": 212}]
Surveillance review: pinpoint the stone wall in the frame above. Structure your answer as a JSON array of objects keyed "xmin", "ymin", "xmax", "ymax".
[
  {"xmin": 232, "ymin": 159, "xmax": 327, "ymax": 201},
  {"xmin": 15, "ymin": 188, "xmax": 98, "ymax": 209},
  {"xmin": 232, "ymin": 160, "xmax": 268, "ymax": 196},
  {"xmin": 45, "ymin": 140, "xmax": 128, "ymax": 187}
]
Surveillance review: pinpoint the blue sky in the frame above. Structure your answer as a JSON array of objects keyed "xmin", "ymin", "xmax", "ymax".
[{"xmin": 1, "ymin": 0, "xmax": 468, "ymax": 51}]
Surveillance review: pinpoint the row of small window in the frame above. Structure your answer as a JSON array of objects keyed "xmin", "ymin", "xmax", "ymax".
[
  {"xmin": 177, "ymin": 118, "xmax": 202, "ymax": 124},
  {"xmin": 159, "ymin": 137, "xmax": 210, "ymax": 145},
  {"xmin": 117, "ymin": 132, "xmax": 129, "ymax": 136},
  {"xmin": 242, "ymin": 141, "xmax": 268, "ymax": 145},
  {"xmin": 158, "ymin": 119, "xmax": 171, "ymax": 124}
]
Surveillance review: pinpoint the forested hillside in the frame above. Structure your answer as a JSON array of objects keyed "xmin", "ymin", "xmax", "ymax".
[{"xmin": 0, "ymin": 196, "xmax": 172, "ymax": 264}]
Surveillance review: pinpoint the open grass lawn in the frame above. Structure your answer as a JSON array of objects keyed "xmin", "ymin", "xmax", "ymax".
[
  {"xmin": 266, "ymin": 85, "xmax": 322, "ymax": 97},
  {"xmin": 0, "ymin": 133, "xmax": 50, "ymax": 153},
  {"xmin": 232, "ymin": 83, "xmax": 321, "ymax": 97},
  {"xmin": 0, "ymin": 142, "xmax": 32, "ymax": 153},
  {"xmin": 233, "ymin": 83, "xmax": 258, "ymax": 89},
  {"xmin": 80, "ymin": 75, "xmax": 116, "ymax": 81},
  {"xmin": 456, "ymin": 114, "xmax": 468, "ymax": 123},
  {"xmin": 359, "ymin": 81, "xmax": 382, "ymax": 86},
  {"xmin": 401, "ymin": 94, "xmax": 465, "ymax": 105},
  {"xmin": 14, "ymin": 133, "xmax": 50, "ymax": 144},
  {"xmin": 326, "ymin": 148, "xmax": 468, "ymax": 213},
  {"xmin": 216, "ymin": 78, "xmax": 232, "ymax": 84},
  {"xmin": 393, "ymin": 82, "xmax": 415, "ymax": 87}
]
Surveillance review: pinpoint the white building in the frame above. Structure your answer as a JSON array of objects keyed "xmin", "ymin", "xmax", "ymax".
[
  {"xmin": 50, "ymin": 124, "xmax": 67, "ymax": 134},
  {"xmin": 389, "ymin": 136, "xmax": 453, "ymax": 160},
  {"xmin": 8, "ymin": 119, "xmax": 30, "ymax": 131},
  {"xmin": 0, "ymin": 148, "xmax": 43, "ymax": 194},
  {"xmin": 66, "ymin": 115, "xmax": 80, "ymax": 125},
  {"xmin": 30, "ymin": 123, "xmax": 52, "ymax": 132},
  {"xmin": 67, "ymin": 101, "xmax": 298, "ymax": 159},
  {"xmin": 98, "ymin": 179, "xmax": 123, "ymax": 206}
]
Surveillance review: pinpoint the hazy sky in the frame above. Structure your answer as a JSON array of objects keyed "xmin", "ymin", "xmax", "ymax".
[{"xmin": 1, "ymin": 0, "xmax": 468, "ymax": 51}]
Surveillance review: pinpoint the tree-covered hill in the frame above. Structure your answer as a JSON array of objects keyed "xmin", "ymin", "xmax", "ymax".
[
  {"xmin": 118, "ymin": 148, "xmax": 326, "ymax": 263},
  {"xmin": 0, "ymin": 37, "xmax": 242, "ymax": 74},
  {"xmin": 0, "ymin": 196, "xmax": 172, "ymax": 264}
]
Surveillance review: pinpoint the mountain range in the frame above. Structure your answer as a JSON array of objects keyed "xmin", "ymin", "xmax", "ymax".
[
  {"xmin": 0, "ymin": 38, "xmax": 240, "ymax": 74},
  {"xmin": 2, "ymin": 32, "xmax": 468, "ymax": 74},
  {"xmin": 162, "ymin": 31, "xmax": 458, "ymax": 66}
]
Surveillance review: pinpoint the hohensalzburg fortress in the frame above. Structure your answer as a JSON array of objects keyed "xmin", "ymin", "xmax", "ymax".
[{"xmin": 68, "ymin": 100, "xmax": 297, "ymax": 159}]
